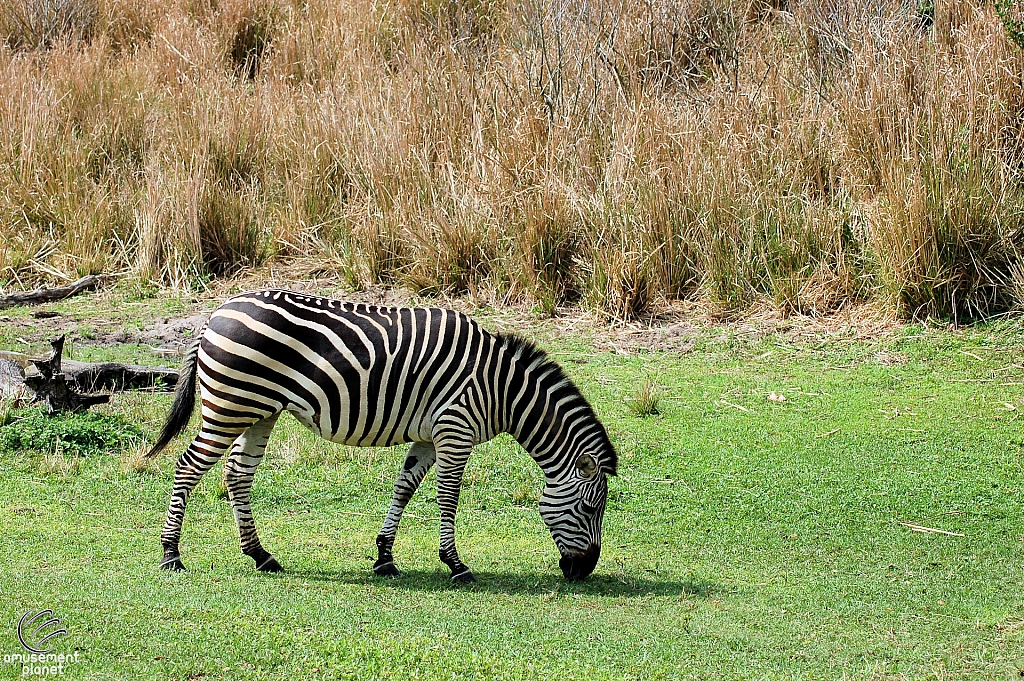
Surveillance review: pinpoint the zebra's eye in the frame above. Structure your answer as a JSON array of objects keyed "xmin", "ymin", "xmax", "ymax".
[{"xmin": 579, "ymin": 501, "xmax": 597, "ymax": 516}]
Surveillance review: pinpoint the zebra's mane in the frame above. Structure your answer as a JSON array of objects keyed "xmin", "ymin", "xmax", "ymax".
[{"xmin": 495, "ymin": 332, "xmax": 618, "ymax": 476}]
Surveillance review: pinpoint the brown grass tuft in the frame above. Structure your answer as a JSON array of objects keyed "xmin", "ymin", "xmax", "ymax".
[
  {"xmin": 625, "ymin": 375, "xmax": 661, "ymax": 417},
  {"xmin": 1, "ymin": 0, "xmax": 1023, "ymax": 320},
  {"xmin": 1, "ymin": 0, "xmax": 96, "ymax": 50}
]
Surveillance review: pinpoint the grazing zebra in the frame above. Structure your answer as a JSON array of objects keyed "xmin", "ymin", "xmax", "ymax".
[{"xmin": 146, "ymin": 290, "xmax": 617, "ymax": 582}]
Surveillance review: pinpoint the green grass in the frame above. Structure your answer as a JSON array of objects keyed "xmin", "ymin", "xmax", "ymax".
[{"xmin": 1, "ymin": 298, "xmax": 1023, "ymax": 679}]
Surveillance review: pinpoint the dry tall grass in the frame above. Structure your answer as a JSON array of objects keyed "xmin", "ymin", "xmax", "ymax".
[{"xmin": 1, "ymin": 0, "xmax": 1023, "ymax": 320}]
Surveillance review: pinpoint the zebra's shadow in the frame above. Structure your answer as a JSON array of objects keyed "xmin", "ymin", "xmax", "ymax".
[{"xmin": 280, "ymin": 568, "xmax": 722, "ymax": 599}]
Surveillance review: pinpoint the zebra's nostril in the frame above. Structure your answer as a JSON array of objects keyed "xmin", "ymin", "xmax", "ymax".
[{"xmin": 559, "ymin": 553, "xmax": 575, "ymax": 578}]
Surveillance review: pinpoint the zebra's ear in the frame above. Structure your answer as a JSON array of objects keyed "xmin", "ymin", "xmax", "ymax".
[{"xmin": 575, "ymin": 453, "xmax": 598, "ymax": 479}]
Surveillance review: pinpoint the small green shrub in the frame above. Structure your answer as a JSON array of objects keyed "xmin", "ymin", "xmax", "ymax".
[{"xmin": 0, "ymin": 408, "xmax": 146, "ymax": 457}]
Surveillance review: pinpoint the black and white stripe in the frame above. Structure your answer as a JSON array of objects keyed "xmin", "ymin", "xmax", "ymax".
[{"xmin": 147, "ymin": 289, "xmax": 617, "ymax": 581}]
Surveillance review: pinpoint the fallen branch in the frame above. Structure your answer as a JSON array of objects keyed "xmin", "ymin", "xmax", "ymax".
[
  {"xmin": 23, "ymin": 336, "xmax": 109, "ymax": 413},
  {"xmin": 719, "ymin": 399, "xmax": 749, "ymax": 413},
  {"xmin": 0, "ymin": 275, "xmax": 107, "ymax": 310},
  {"xmin": 899, "ymin": 522, "xmax": 964, "ymax": 537},
  {"xmin": 0, "ymin": 358, "xmax": 30, "ymax": 401},
  {"xmin": 55, "ymin": 359, "xmax": 179, "ymax": 393},
  {"xmin": 4, "ymin": 335, "xmax": 178, "ymax": 414}
]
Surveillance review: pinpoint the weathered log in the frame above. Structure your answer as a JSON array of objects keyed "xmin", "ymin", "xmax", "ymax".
[
  {"xmin": 7, "ymin": 336, "xmax": 179, "ymax": 414},
  {"xmin": 22, "ymin": 336, "xmax": 109, "ymax": 413},
  {"xmin": 57, "ymin": 359, "xmax": 179, "ymax": 393},
  {"xmin": 0, "ymin": 274, "xmax": 107, "ymax": 310},
  {"xmin": 0, "ymin": 358, "xmax": 30, "ymax": 401}
]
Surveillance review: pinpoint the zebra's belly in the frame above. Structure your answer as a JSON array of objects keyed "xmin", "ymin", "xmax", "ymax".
[{"xmin": 286, "ymin": 405, "xmax": 431, "ymax": 447}]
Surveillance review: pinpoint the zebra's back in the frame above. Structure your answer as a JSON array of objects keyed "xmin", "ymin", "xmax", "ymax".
[{"xmin": 197, "ymin": 290, "xmax": 486, "ymax": 446}]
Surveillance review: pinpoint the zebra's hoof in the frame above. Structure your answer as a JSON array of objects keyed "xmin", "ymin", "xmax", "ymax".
[
  {"xmin": 373, "ymin": 561, "xmax": 402, "ymax": 578},
  {"xmin": 160, "ymin": 555, "xmax": 185, "ymax": 571},
  {"xmin": 451, "ymin": 569, "xmax": 477, "ymax": 584},
  {"xmin": 255, "ymin": 556, "xmax": 283, "ymax": 573}
]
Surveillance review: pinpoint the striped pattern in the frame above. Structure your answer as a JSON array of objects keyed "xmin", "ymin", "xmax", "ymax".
[{"xmin": 153, "ymin": 289, "xmax": 617, "ymax": 581}]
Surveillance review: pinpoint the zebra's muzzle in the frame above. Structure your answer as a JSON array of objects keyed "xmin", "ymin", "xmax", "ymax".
[{"xmin": 559, "ymin": 543, "xmax": 600, "ymax": 581}]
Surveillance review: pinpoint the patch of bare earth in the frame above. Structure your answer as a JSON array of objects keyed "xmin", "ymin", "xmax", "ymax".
[
  {"xmin": 520, "ymin": 300, "xmax": 906, "ymax": 356},
  {"xmin": 0, "ymin": 273, "xmax": 912, "ymax": 360}
]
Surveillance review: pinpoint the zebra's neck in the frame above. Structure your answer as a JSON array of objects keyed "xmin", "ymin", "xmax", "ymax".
[{"xmin": 491, "ymin": 334, "xmax": 613, "ymax": 481}]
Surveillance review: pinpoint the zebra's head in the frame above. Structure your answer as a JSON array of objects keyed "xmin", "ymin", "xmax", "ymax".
[
  {"xmin": 495, "ymin": 331, "xmax": 618, "ymax": 580},
  {"xmin": 539, "ymin": 450, "xmax": 614, "ymax": 581}
]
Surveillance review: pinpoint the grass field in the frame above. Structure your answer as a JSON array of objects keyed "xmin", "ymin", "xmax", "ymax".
[{"xmin": 1, "ymin": 292, "xmax": 1024, "ymax": 679}]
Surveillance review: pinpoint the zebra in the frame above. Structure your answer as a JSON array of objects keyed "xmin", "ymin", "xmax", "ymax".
[{"xmin": 146, "ymin": 289, "xmax": 617, "ymax": 582}]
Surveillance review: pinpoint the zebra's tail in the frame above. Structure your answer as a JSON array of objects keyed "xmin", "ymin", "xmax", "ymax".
[{"xmin": 145, "ymin": 338, "xmax": 201, "ymax": 458}]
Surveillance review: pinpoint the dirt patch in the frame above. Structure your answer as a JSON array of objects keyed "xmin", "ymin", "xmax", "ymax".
[
  {"xmin": 531, "ymin": 300, "xmax": 905, "ymax": 356},
  {"xmin": 0, "ymin": 282, "xmax": 910, "ymax": 361},
  {"xmin": 133, "ymin": 314, "xmax": 212, "ymax": 356},
  {"xmin": 0, "ymin": 312, "xmax": 81, "ymax": 347},
  {"xmin": 872, "ymin": 350, "xmax": 908, "ymax": 366}
]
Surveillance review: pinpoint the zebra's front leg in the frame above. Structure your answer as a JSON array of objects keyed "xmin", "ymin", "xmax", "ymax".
[
  {"xmin": 374, "ymin": 442, "xmax": 436, "ymax": 578},
  {"xmin": 434, "ymin": 441, "xmax": 475, "ymax": 583},
  {"xmin": 224, "ymin": 413, "xmax": 282, "ymax": 572}
]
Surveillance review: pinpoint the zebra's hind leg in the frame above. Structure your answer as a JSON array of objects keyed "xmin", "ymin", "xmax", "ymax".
[
  {"xmin": 224, "ymin": 413, "xmax": 282, "ymax": 572},
  {"xmin": 160, "ymin": 421, "xmax": 252, "ymax": 571},
  {"xmin": 374, "ymin": 442, "xmax": 436, "ymax": 578}
]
